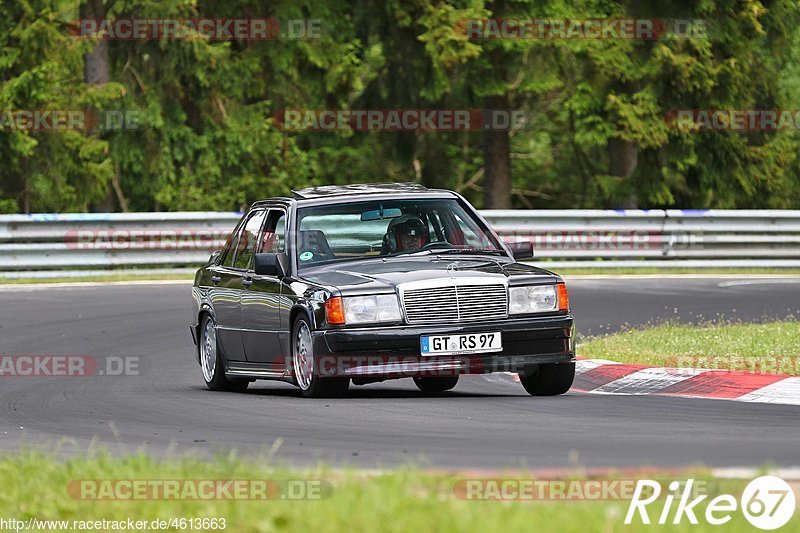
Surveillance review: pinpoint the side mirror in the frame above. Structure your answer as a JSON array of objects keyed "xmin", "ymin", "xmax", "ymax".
[
  {"xmin": 209, "ymin": 250, "xmax": 222, "ymax": 265},
  {"xmin": 508, "ymin": 241, "xmax": 534, "ymax": 260},
  {"xmin": 254, "ymin": 252, "xmax": 288, "ymax": 277}
]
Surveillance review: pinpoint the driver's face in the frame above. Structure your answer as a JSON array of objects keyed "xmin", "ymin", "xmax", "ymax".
[{"xmin": 397, "ymin": 231, "xmax": 425, "ymax": 251}]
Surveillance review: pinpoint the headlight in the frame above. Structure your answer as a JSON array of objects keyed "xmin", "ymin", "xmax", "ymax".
[
  {"xmin": 509, "ymin": 285, "xmax": 558, "ymax": 314},
  {"xmin": 343, "ymin": 294, "xmax": 402, "ymax": 324}
]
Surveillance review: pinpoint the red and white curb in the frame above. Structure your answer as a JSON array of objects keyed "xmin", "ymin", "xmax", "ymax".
[
  {"xmin": 571, "ymin": 359, "xmax": 800, "ymax": 406},
  {"xmin": 483, "ymin": 360, "xmax": 800, "ymax": 406}
]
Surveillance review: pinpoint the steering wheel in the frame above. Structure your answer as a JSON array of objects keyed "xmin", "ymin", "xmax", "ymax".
[{"xmin": 418, "ymin": 241, "xmax": 456, "ymax": 251}]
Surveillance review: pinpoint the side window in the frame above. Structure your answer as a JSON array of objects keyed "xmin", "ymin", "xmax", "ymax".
[
  {"xmin": 220, "ymin": 219, "xmax": 246, "ymax": 268},
  {"xmin": 259, "ymin": 210, "xmax": 287, "ymax": 254},
  {"xmin": 233, "ymin": 209, "xmax": 267, "ymax": 269}
]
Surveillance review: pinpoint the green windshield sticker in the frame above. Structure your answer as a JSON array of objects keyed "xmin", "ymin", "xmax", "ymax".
[{"xmin": 299, "ymin": 251, "xmax": 314, "ymax": 261}]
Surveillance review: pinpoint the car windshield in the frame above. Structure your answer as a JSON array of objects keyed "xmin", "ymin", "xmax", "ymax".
[{"xmin": 295, "ymin": 198, "xmax": 505, "ymax": 268}]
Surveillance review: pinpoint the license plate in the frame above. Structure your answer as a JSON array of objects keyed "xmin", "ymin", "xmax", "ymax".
[{"xmin": 420, "ymin": 332, "xmax": 502, "ymax": 356}]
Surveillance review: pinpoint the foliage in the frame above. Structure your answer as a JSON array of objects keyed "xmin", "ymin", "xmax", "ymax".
[{"xmin": 1, "ymin": 0, "xmax": 800, "ymax": 212}]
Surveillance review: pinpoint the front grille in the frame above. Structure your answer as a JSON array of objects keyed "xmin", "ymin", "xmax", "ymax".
[{"xmin": 402, "ymin": 284, "xmax": 508, "ymax": 324}]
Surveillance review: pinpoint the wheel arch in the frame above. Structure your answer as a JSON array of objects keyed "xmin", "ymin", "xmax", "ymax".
[
  {"xmin": 195, "ymin": 305, "xmax": 216, "ymax": 364},
  {"xmin": 289, "ymin": 303, "xmax": 315, "ymax": 330}
]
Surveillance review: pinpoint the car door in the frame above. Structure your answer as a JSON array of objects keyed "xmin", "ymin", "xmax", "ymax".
[
  {"xmin": 209, "ymin": 208, "xmax": 266, "ymax": 362},
  {"xmin": 241, "ymin": 208, "xmax": 289, "ymax": 366}
]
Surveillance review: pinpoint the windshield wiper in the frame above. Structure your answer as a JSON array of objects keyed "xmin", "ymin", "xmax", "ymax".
[{"xmin": 434, "ymin": 248, "xmax": 507, "ymax": 256}]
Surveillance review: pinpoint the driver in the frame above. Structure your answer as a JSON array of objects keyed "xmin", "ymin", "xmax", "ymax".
[{"xmin": 382, "ymin": 215, "xmax": 429, "ymax": 253}]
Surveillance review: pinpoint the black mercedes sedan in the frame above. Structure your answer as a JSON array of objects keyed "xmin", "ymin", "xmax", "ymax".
[{"xmin": 190, "ymin": 183, "xmax": 575, "ymax": 398}]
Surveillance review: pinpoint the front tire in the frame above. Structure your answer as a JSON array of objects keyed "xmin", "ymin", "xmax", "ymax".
[
  {"xmin": 518, "ymin": 362, "xmax": 575, "ymax": 396},
  {"xmin": 413, "ymin": 376, "xmax": 459, "ymax": 393},
  {"xmin": 292, "ymin": 316, "xmax": 349, "ymax": 398},
  {"xmin": 199, "ymin": 314, "xmax": 248, "ymax": 392}
]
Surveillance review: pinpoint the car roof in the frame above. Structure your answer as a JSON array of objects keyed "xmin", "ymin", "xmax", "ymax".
[
  {"xmin": 249, "ymin": 183, "xmax": 459, "ymax": 211},
  {"xmin": 291, "ymin": 182, "xmax": 430, "ymax": 199}
]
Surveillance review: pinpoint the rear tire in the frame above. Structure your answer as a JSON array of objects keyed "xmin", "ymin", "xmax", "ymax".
[
  {"xmin": 292, "ymin": 316, "xmax": 349, "ymax": 398},
  {"xmin": 199, "ymin": 314, "xmax": 249, "ymax": 392},
  {"xmin": 413, "ymin": 376, "xmax": 459, "ymax": 393},
  {"xmin": 518, "ymin": 362, "xmax": 575, "ymax": 396}
]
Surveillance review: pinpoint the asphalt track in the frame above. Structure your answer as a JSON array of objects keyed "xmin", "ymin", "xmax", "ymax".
[{"xmin": 0, "ymin": 277, "xmax": 798, "ymax": 470}]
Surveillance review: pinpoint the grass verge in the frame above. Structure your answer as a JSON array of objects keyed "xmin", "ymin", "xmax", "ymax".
[
  {"xmin": 578, "ymin": 321, "xmax": 800, "ymax": 374},
  {"xmin": 0, "ymin": 452, "xmax": 776, "ymax": 533}
]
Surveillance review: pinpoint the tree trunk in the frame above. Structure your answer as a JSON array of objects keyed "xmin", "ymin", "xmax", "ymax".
[
  {"xmin": 23, "ymin": 174, "xmax": 30, "ymax": 214},
  {"xmin": 82, "ymin": 0, "xmax": 113, "ymax": 212},
  {"xmin": 81, "ymin": 0, "xmax": 109, "ymax": 85},
  {"xmin": 112, "ymin": 163, "xmax": 130, "ymax": 212},
  {"xmin": 482, "ymin": 95, "xmax": 512, "ymax": 209},
  {"xmin": 607, "ymin": 137, "xmax": 639, "ymax": 208},
  {"xmin": 418, "ymin": 132, "xmax": 452, "ymax": 189}
]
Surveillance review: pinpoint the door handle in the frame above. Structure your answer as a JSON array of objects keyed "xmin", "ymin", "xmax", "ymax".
[
  {"xmin": 242, "ymin": 278, "xmax": 253, "ymax": 287},
  {"xmin": 210, "ymin": 275, "xmax": 221, "ymax": 284}
]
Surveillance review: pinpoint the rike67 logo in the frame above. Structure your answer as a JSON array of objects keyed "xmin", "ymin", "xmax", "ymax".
[{"xmin": 626, "ymin": 476, "xmax": 796, "ymax": 530}]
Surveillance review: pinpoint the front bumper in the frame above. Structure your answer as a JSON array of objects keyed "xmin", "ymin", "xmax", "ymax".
[{"xmin": 311, "ymin": 315, "xmax": 574, "ymax": 377}]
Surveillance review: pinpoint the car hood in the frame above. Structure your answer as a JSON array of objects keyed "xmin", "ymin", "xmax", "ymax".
[{"xmin": 299, "ymin": 256, "xmax": 561, "ymax": 294}]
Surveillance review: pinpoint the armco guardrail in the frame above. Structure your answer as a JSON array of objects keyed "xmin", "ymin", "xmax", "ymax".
[{"xmin": 1, "ymin": 210, "xmax": 800, "ymax": 271}]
